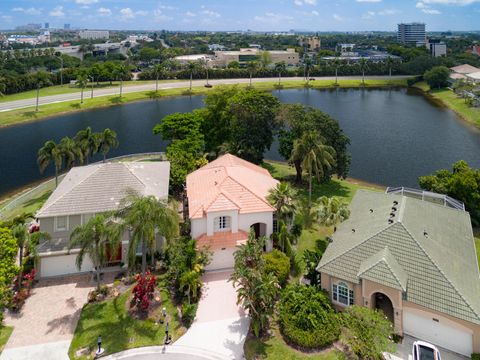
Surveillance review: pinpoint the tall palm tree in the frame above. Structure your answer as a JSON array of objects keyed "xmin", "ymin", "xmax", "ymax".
[
  {"xmin": 278, "ymin": 221, "xmax": 292, "ymax": 256},
  {"xmin": 37, "ymin": 140, "xmax": 63, "ymax": 187},
  {"xmin": 113, "ymin": 64, "xmax": 130, "ymax": 98},
  {"xmin": 34, "ymin": 71, "xmax": 53, "ymax": 112},
  {"xmin": 247, "ymin": 61, "xmax": 259, "ymax": 87},
  {"xmin": 154, "ymin": 64, "xmax": 164, "ymax": 92},
  {"xmin": 59, "ymin": 136, "xmax": 83, "ymax": 169},
  {"xmin": 275, "ymin": 61, "xmax": 286, "ymax": 86},
  {"xmin": 385, "ymin": 56, "xmax": 394, "ymax": 83},
  {"xmin": 97, "ymin": 128, "xmax": 119, "ymax": 162},
  {"xmin": 290, "ymin": 132, "xmax": 336, "ymax": 208},
  {"xmin": 179, "ymin": 270, "xmax": 201, "ymax": 304},
  {"xmin": 76, "ymin": 72, "xmax": 88, "ymax": 104},
  {"xmin": 69, "ymin": 214, "xmax": 121, "ymax": 290},
  {"xmin": 304, "ymin": 57, "xmax": 313, "ymax": 85},
  {"xmin": 267, "ymin": 182, "xmax": 296, "ymax": 226},
  {"xmin": 118, "ymin": 191, "xmax": 179, "ymax": 274},
  {"xmin": 359, "ymin": 58, "xmax": 369, "ymax": 85},
  {"xmin": 12, "ymin": 223, "xmax": 50, "ymax": 289},
  {"xmin": 331, "ymin": 58, "xmax": 342, "ymax": 85},
  {"xmin": 317, "ymin": 196, "xmax": 350, "ymax": 228},
  {"xmin": 74, "ymin": 126, "xmax": 99, "ymax": 165},
  {"xmin": 187, "ymin": 61, "xmax": 197, "ymax": 91}
]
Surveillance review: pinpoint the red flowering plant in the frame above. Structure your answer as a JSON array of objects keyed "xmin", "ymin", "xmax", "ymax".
[
  {"xmin": 131, "ymin": 271, "xmax": 156, "ymax": 312},
  {"xmin": 11, "ymin": 269, "xmax": 36, "ymax": 311}
]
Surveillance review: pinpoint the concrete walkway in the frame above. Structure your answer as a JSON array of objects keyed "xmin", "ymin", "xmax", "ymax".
[{"xmin": 174, "ymin": 271, "xmax": 250, "ymax": 360}]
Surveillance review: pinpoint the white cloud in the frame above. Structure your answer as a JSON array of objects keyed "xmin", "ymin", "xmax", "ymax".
[
  {"xmin": 362, "ymin": 10, "xmax": 376, "ymax": 19},
  {"xmin": 356, "ymin": 0, "xmax": 382, "ymax": 2},
  {"xmin": 333, "ymin": 13, "xmax": 345, "ymax": 21},
  {"xmin": 416, "ymin": 1, "xmax": 443, "ymax": 14},
  {"xmin": 136, "ymin": 10, "xmax": 148, "ymax": 16},
  {"xmin": 185, "ymin": 11, "xmax": 196, "ymax": 17},
  {"xmin": 97, "ymin": 7, "xmax": 111, "ymax": 16},
  {"xmin": 422, "ymin": 8, "xmax": 442, "ymax": 13},
  {"xmin": 49, "ymin": 6, "xmax": 65, "ymax": 17},
  {"xmin": 422, "ymin": 0, "xmax": 478, "ymax": 4},
  {"xmin": 294, "ymin": 0, "xmax": 317, "ymax": 5},
  {"xmin": 416, "ymin": 1, "xmax": 427, "ymax": 7},
  {"xmin": 311, "ymin": 10, "xmax": 319, "ymax": 15},
  {"xmin": 75, "ymin": 0, "xmax": 98, "ymax": 4},
  {"xmin": 120, "ymin": 7, "xmax": 134, "ymax": 20},
  {"xmin": 2, "ymin": 15, "xmax": 12, "ymax": 21},
  {"xmin": 201, "ymin": 10, "xmax": 221, "ymax": 18},
  {"xmin": 12, "ymin": 7, "xmax": 42, "ymax": 15},
  {"xmin": 153, "ymin": 9, "xmax": 173, "ymax": 21},
  {"xmin": 254, "ymin": 12, "xmax": 294, "ymax": 23},
  {"xmin": 377, "ymin": 9, "xmax": 399, "ymax": 15}
]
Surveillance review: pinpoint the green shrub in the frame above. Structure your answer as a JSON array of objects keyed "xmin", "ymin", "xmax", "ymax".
[
  {"xmin": 181, "ymin": 303, "xmax": 197, "ymax": 328},
  {"xmin": 471, "ymin": 354, "xmax": 480, "ymax": 360},
  {"xmin": 279, "ymin": 284, "xmax": 340, "ymax": 349},
  {"xmin": 263, "ymin": 249, "xmax": 290, "ymax": 286}
]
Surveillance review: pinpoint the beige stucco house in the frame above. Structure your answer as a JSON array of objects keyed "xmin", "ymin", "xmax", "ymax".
[
  {"xmin": 35, "ymin": 161, "xmax": 170, "ymax": 278},
  {"xmin": 186, "ymin": 154, "xmax": 279, "ymax": 270},
  {"xmin": 317, "ymin": 189, "xmax": 480, "ymax": 356}
]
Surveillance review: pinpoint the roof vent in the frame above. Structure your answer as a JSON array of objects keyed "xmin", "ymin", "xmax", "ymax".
[
  {"xmin": 369, "ymin": 209, "xmax": 374, "ymax": 213},
  {"xmin": 424, "ymin": 230, "xmax": 428, "ymax": 237},
  {"xmin": 388, "ymin": 219, "xmax": 394, "ymax": 224},
  {"xmin": 352, "ymin": 229, "xmax": 356, "ymax": 233},
  {"xmin": 393, "ymin": 200, "xmax": 399, "ymax": 206},
  {"xmin": 390, "ymin": 212, "xmax": 395, "ymax": 218},
  {"xmin": 391, "ymin": 206, "xmax": 397, "ymax": 212}
]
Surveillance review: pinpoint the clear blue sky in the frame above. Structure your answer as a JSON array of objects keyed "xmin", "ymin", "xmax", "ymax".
[{"xmin": 0, "ymin": 0, "xmax": 479, "ymax": 31}]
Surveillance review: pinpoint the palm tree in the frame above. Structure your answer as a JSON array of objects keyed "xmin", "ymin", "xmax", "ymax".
[
  {"xmin": 267, "ymin": 182, "xmax": 296, "ymax": 226},
  {"xmin": 331, "ymin": 58, "xmax": 342, "ymax": 85},
  {"xmin": 34, "ymin": 71, "xmax": 53, "ymax": 112},
  {"xmin": 304, "ymin": 57, "xmax": 313, "ymax": 85},
  {"xmin": 37, "ymin": 140, "xmax": 63, "ymax": 187},
  {"xmin": 113, "ymin": 65, "xmax": 130, "ymax": 98},
  {"xmin": 69, "ymin": 214, "xmax": 121, "ymax": 290},
  {"xmin": 317, "ymin": 196, "xmax": 350, "ymax": 228},
  {"xmin": 247, "ymin": 61, "xmax": 259, "ymax": 86},
  {"xmin": 76, "ymin": 72, "xmax": 88, "ymax": 104},
  {"xmin": 118, "ymin": 191, "xmax": 179, "ymax": 274},
  {"xmin": 275, "ymin": 61, "xmax": 286, "ymax": 86},
  {"xmin": 59, "ymin": 136, "xmax": 83, "ymax": 169},
  {"xmin": 179, "ymin": 270, "xmax": 201, "ymax": 304},
  {"xmin": 385, "ymin": 56, "xmax": 394, "ymax": 83},
  {"xmin": 74, "ymin": 126, "xmax": 99, "ymax": 165},
  {"xmin": 187, "ymin": 61, "xmax": 197, "ymax": 91},
  {"xmin": 290, "ymin": 132, "xmax": 336, "ymax": 208},
  {"xmin": 12, "ymin": 223, "xmax": 50, "ymax": 289},
  {"xmin": 359, "ymin": 58, "xmax": 369, "ymax": 85},
  {"xmin": 97, "ymin": 128, "xmax": 119, "ymax": 162},
  {"xmin": 277, "ymin": 221, "xmax": 292, "ymax": 256},
  {"xmin": 154, "ymin": 64, "xmax": 164, "ymax": 92}
]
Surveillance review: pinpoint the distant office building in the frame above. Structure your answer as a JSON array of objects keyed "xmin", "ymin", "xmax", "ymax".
[
  {"xmin": 78, "ymin": 30, "xmax": 110, "ymax": 40},
  {"xmin": 337, "ymin": 43, "xmax": 356, "ymax": 56},
  {"xmin": 299, "ymin": 36, "xmax": 321, "ymax": 51},
  {"xmin": 64, "ymin": 24, "xmax": 71, "ymax": 30},
  {"xmin": 397, "ymin": 23, "xmax": 426, "ymax": 45},
  {"xmin": 426, "ymin": 39, "xmax": 446, "ymax": 57},
  {"xmin": 15, "ymin": 23, "xmax": 41, "ymax": 31},
  {"xmin": 214, "ymin": 48, "xmax": 299, "ymax": 67},
  {"xmin": 208, "ymin": 43, "xmax": 226, "ymax": 51},
  {"xmin": 44, "ymin": 22, "xmax": 49, "ymax": 29}
]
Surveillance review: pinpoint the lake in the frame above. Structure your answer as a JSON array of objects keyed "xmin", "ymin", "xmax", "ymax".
[{"xmin": 1, "ymin": 87, "xmax": 480, "ymax": 197}]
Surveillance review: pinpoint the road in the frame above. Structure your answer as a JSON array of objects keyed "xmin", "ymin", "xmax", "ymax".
[{"xmin": 0, "ymin": 76, "xmax": 411, "ymax": 113}]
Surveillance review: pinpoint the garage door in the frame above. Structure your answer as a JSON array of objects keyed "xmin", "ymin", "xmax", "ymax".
[
  {"xmin": 403, "ymin": 309, "xmax": 473, "ymax": 356},
  {"xmin": 205, "ymin": 248, "xmax": 236, "ymax": 271},
  {"xmin": 40, "ymin": 254, "xmax": 94, "ymax": 278}
]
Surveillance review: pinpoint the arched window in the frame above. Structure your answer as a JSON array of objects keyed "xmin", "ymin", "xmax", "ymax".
[
  {"xmin": 332, "ymin": 281, "xmax": 354, "ymax": 306},
  {"xmin": 214, "ymin": 216, "xmax": 231, "ymax": 232}
]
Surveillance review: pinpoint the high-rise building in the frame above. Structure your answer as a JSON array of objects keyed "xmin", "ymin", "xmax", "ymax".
[
  {"xmin": 44, "ymin": 22, "xmax": 49, "ymax": 29},
  {"xmin": 397, "ymin": 23, "xmax": 426, "ymax": 45},
  {"xmin": 426, "ymin": 39, "xmax": 447, "ymax": 57},
  {"xmin": 64, "ymin": 24, "xmax": 71, "ymax": 30},
  {"xmin": 78, "ymin": 30, "xmax": 110, "ymax": 40}
]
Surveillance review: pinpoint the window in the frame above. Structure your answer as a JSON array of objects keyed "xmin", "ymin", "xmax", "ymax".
[
  {"xmin": 332, "ymin": 282, "xmax": 354, "ymax": 306},
  {"xmin": 215, "ymin": 216, "xmax": 231, "ymax": 231},
  {"xmin": 55, "ymin": 216, "xmax": 68, "ymax": 231},
  {"xmin": 273, "ymin": 214, "xmax": 278, "ymax": 233}
]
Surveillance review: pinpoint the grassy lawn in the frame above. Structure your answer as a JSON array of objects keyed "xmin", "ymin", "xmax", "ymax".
[
  {"xmin": 0, "ymin": 326, "xmax": 13, "ymax": 354},
  {"xmin": 0, "ymin": 79, "xmax": 407, "ymax": 128},
  {"xmin": 413, "ymin": 82, "xmax": 480, "ymax": 128},
  {"xmin": 68, "ymin": 276, "xmax": 184, "ymax": 359},
  {"xmin": 244, "ymin": 323, "xmax": 344, "ymax": 360}
]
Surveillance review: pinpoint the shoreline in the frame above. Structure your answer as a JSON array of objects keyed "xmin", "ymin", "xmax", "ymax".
[{"xmin": 0, "ymin": 78, "xmax": 408, "ymax": 129}]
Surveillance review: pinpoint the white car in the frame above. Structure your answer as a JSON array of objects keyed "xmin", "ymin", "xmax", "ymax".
[{"xmin": 412, "ymin": 341, "xmax": 441, "ymax": 360}]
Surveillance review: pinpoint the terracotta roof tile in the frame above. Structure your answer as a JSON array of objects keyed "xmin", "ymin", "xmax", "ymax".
[{"xmin": 197, "ymin": 230, "xmax": 249, "ymax": 250}]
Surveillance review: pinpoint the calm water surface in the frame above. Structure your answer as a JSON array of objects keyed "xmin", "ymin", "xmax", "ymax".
[{"xmin": 1, "ymin": 88, "xmax": 480, "ymax": 197}]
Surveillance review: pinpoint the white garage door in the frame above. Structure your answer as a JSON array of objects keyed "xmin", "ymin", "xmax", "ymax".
[
  {"xmin": 403, "ymin": 309, "xmax": 473, "ymax": 356},
  {"xmin": 40, "ymin": 254, "xmax": 94, "ymax": 278},
  {"xmin": 205, "ymin": 248, "xmax": 236, "ymax": 271}
]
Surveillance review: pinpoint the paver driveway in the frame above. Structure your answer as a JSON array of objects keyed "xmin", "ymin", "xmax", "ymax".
[
  {"xmin": 0, "ymin": 275, "xmax": 95, "ymax": 360},
  {"xmin": 174, "ymin": 271, "xmax": 250, "ymax": 360}
]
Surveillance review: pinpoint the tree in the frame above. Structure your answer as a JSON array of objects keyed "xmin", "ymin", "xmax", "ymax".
[
  {"xmin": 291, "ymin": 132, "xmax": 336, "ymax": 208},
  {"xmin": 275, "ymin": 61, "xmax": 286, "ymax": 85},
  {"xmin": 187, "ymin": 61, "xmax": 197, "ymax": 91},
  {"xmin": 74, "ymin": 126, "xmax": 99, "ymax": 165},
  {"xmin": 359, "ymin": 58, "xmax": 369, "ymax": 85},
  {"xmin": 304, "ymin": 57, "xmax": 313, "ymax": 85},
  {"xmin": 37, "ymin": 140, "xmax": 63, "ymax": 187},
  {"xmin": 331, "ymin": 58, "xmax": 342, "ymax": 85},
  {"xmin": 179, "ymin": 270, "xmax": 201, "ymax": 304},
  {"xmin": 59, "ymin": 136, "xmax": 83, "ymax": 169},
  {"xmin": 113, "ymin": 65, "xmax": 130, "ymax": 98},
  {"xmin": 317, "ymin": 196, "xmax": 350, "ymax": 227},
  {"xmin": 69, "ymin": 214, "xmax": 121, "ymax": 290},
  {"xmin": 138, "ymin": 47, "xmax": 160, "ymax": 63},
  {"xmin": 424, "ymin": 66, "xmax": 450, "ymax": 89},
  {"xmin": 246, "ymin": 61, "xmax": 259, "ymax": 86},
  {"xmin": 75, "ymin": 71, "xmax": 88, "ymax": 104},
  {"xmin": 153, "ymin": 112, "xmax": 203, "ymax": 141},
  {"xmin": 0, "ymin": 228, "xmax": 19, "ymax": 317},
  {"xmin": 419, "ymin": 160, "xmax": 480, "ymax": 226},
  {"xmin": 267, "ymin": 182, "xmax": 296, "ymax": 226},
  {"xmin": 230, "ymin": 233, "xmax": 279, "ymax": 337},
  {"xmin": 118, "ymin": 191, "xmax": 179, "ymax": 274},
  {"xmin": 97, "ymin": 128, "xmax": 119, "ymax": 162},
  {"xmin": 260, "ymin": 51, "xmax": 272, "ymax": 68},
  {"xmin": 34, "ymin": 71, "xmax": 53, "ymax": 112},
  {"xmin": 227, "ymin": 61, "xmax": 240, "ymax": 69},
  {"xmin": 340, "ymin": 306, "xmax": 396, "ymax": 359},
  {"xmin": 11, "ymin": 223, "xmax": 49, "ymax": 289},
  {"xmin": 0, "ymin": 76, "xmax": 5, "ymax": 96},
  {"xmin": 154, "ymin": 64, "xmax": 165, "ymax": 92}
]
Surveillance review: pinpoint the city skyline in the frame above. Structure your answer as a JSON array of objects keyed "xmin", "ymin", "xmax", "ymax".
[{"xmin": 0, "ymin": 0, "xmax": 480, "ymax": 31}]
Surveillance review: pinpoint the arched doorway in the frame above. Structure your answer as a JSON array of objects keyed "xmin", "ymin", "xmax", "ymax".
[
  {"xmin": 250, "ymin": 223, "xmax": 266, "ymax": 238},
  {"xmin": 372, "ymin": 292, "xmax": 394, "ymax": 323}
]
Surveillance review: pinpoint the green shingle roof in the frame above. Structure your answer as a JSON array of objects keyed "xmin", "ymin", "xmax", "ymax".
[
  {"xmin": 317, "ymin": 190, "xmax": 480, "ymax": 325},
  {"xmin": 358, "ymin": 247, "xmax": 408, "ymax": 292}
]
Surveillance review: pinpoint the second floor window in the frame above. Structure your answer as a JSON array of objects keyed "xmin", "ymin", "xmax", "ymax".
[{"xmin": 215, "ymin": 216, "xmax": 231, "ymax": 231}]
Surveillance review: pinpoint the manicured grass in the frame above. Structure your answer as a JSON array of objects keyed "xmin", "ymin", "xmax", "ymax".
[
  {"xmin": 244, "ymin": 324, "xmax": 345, "ymax": 360},
  {"xmin": 0, "ymin": 79, "xmax": 407, "ymax": 128},
  {"xmin": 413, "ymin": 82, "xmax": 480, "ymax": 128},
  {"xmin": 68, "ymin": 277, "xmax": 184, "ymax": 359},
  {"xmin": 0, "ymin": 189, "xmax": 52, "ymax": 221},
  {"xmin": 0, "ymin": 326, "xmax": 13, "ymax": 354}
]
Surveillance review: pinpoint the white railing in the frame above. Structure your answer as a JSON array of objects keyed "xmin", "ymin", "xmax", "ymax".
[
  {"xmin": 385, "ymin": 187, "xmax": 465, "ymax": 211},
  {"xmin": 0, "ymin": 152, "xmax": 166, "ymax": 220}
]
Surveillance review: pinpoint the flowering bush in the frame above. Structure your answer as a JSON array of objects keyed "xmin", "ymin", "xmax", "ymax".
[
  {"xmin": 132, "ymin": 271, "xmax": 156, "ymax": 312},
  {"xmin": 10, "ymin": 269, "xmax": 36, "ymax": 311}
]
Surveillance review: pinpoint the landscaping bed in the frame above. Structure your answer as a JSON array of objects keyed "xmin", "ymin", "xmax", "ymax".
[{"xmin": 0, "ymin": 326, "xmax": 13, "ymax": 354}]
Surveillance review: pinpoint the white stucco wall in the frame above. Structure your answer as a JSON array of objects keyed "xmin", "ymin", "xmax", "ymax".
[
  {"xmin": 191, "ymin": 218, "xmax": 207, "ymax": 239},
  {"xmin": 206, "ymin": 210, "xmax": 239, "ymax": 236},
  {"xmin": 238, "ymin": 211, "xmax": 274, "ymax": 237}
]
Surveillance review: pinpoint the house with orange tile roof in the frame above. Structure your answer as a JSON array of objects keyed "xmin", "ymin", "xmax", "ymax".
[{"xmin": 186, "ymin": 153, "xmax": 279, "ymax": 270}]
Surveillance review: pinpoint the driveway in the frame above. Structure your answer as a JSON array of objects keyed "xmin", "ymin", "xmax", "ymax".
[
  {"xmin": 389, "ymin": 335, "xmax": 469, "ymax": 360},
  {"xmin": 0, "ymin": 275, "xmax": 96, "ymax": 360},
  {"xmin": 174, "ymin": 271, "xmax": 250, "ymax": 360}
]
